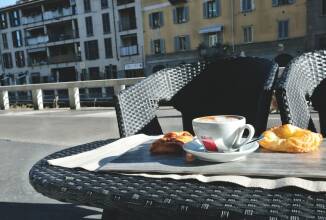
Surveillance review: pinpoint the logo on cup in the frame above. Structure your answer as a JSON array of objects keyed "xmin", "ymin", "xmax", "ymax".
[{"xmin": 201, "ymin": 136, "xmax": 218, "ymax": 152}]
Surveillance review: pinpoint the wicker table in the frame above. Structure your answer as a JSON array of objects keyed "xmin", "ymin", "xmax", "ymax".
[{"xmin": 29, "ymin": 139, "xmax": 326, "ymax": 220}]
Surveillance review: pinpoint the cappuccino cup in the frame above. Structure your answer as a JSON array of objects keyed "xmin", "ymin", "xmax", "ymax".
[{"xmin": 192, "ymin": 115, "xmax": 255, "ymax": 152}]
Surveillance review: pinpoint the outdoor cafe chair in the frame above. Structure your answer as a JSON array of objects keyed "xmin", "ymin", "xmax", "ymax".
[
  {"xmin": 114, "ymin": 56, "xmax": 279, "ymax": 137},
  {"xmin": 276, "ymin": 50, "xmax": 326, "ymax": 136}
]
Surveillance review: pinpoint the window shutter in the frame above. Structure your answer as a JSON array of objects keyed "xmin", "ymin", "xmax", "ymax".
[
  {"xmin": 174, "ymin": 36, "xmax": 179, "ymax": 51},
  {"xmin": 159, "ymin": 12, "xmax": 164, "ymax": 26},
  {"xmin": 203, "ymin": 2, "xmax": 208, "ymax": 18},
  {"xmin": 150, "ymin": 40, "xmax": 154, "ymax": 54},
  {"xmin": 149, "ymin": 14, "xmax": 153, "ymax": 28},
  {"xmin": 185, "ymin": 35, "xmax": 190, "ymax": 50},
  {"xmin": 173, "ymin": 8, "xmax": 177, "ymax": 24},
  {"xmin": 285, "ymin": 20, "xmax": 289, "ymax": 37},
  {"xmin": 160, "ymin": 39, "xmax": 165, "ymax": 53},
  {"xmin": 251, "ymin": 0, "xmax": 255, "ymax": 10},
  {"xmin": 272, "ymin": 0, "xmax": 278, "ymax": 7},
  {"xmin": 216, "ymin": 0, "xmax": 221, "ymax": 16},
  {"xmin": 240, "ymin": 0, "xmax": 244, "ymax": 12},
  {"xmin": 184, "ymin": 7, "xmax": 189, "ymax": 22}
]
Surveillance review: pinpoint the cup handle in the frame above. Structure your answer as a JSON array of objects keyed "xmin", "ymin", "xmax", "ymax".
[{"xmin": 234, "ymin": 124, "xmax": 255, "ymax": 147}]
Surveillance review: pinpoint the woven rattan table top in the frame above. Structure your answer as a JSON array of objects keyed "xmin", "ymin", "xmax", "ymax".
[{"xmin": 29, "ymin": 139, "xmax": 326, "ymax": 219}]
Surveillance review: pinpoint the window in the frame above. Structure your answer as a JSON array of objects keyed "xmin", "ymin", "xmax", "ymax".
[
  {"xmin": 84, "ymin": 40, "xmax": 99, "ymax": 60},
  {"xmin": 101, "ymin": 0, "xmax": 109, "ymax": 9},
  {"xmin": 9, "ymin": 10, "xmax": 20, "ymax": 27},
  {"xmin": 243, "ymin": 26, "xmax": 253, "ymax": 43},
  {"xmin": 85, "ymin": 16, "xmax": 93, "ymax": 36},
  {"xmin": 174, "ymin": 35, "xmax": 190, "ymax": 51},
  {"xmin": 84, "ymin": 0, "xmax": 91, "ymax": 12},
  {"xmin": 15, "ymin": 51, "xmax": 25, "ymax": 68},
  {"xmin": 88, "ymin": 67, "xmax": 100, "ymax": 80},
  {"xmin": 208, "ymin": 33, "xmax": 222, "ymax": 47},
  {"xmin": 149, "ymin": 12, "xmax": 164, "ymax": 29},
  {"xmin": 104, "ymin": 38, "xmax": 113, "ymax": 58},
  {"xmin": 2, "ymin": 33, "xmax": 8, "ymax": 49},
  {"xmin": 278, "ymin": 20, "xmax": 289, "ymax": 39},
  {"xmin": 203, "ymin": 0, "xmax": 220, "ymax": 18},
  {"xmin": 241, "ymin": 0, "xmax": 254, "ymax": 12},
  {"xmin": 272, "ymin": 0, "xmax": 295, "ymax": 7},
  {"xmin": 0, "ymin": 13, "xmax": 7, "ymax": 29},
  {"xmin": 319, "ymin": 36, "xmax": 326, "ymax": 49},
  {"xmin": 12, "ymin": 30, "xmax": 23, "ymax": 48},
  {"xmin": 151, "ymin": 39, "xmax": 165, "ymax": 54},
  {"xmin": 102, "ymin": 13, "xmax": 111, "ymax": 34},
  {"xmin": 2, "ymin": 53, "xmax": 13, "ymax": 69},
  {"xmin": 105, "ymin": 65, "xmax": 117, "ymax": 79},
  {"xmin": 322, "ymin": 0, "xmax": 326, "ymax": 15},
  {"xmin": 173, "ymin": 7, "xmax": 189, "ymax": 24}
]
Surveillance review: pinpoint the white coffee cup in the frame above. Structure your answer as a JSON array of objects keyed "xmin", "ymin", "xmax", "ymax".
[{"xmin": 192, "ymin": 115, "xmax": 255, "ymax": 152}]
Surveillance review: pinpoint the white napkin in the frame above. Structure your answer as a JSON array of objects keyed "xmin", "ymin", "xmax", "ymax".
[{"xmin": 48, "ymin": 134, "xmax": 160, "ymax": 171}]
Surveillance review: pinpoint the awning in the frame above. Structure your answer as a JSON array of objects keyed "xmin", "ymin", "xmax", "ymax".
[{"xmin": 199, "ymin": 24, "xmax": 223, "ymax": 34}]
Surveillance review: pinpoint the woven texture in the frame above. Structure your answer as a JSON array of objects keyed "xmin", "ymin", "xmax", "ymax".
[
  {"xmin": 115, "ymin": 63, "xmax": 207, "ymax": 137},
  {"xmin": 276, "ymin": 50, "xmax": 326, "ymax": 133},
  {"xmin": 30, "ymin": 140, "xmax": 326, "ymax": 219}
]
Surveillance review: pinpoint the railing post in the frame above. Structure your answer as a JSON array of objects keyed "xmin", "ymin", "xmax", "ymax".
[
  {"xmin": 113, "ymin": 85, "xmax": 126, "ymax": 96},
  {"xmin": 32, "ymin": 89, "xmax": 44, "ymax": 110},
  {"xmin": 0, "ymin": 91, "xmax": 10, "ymax": 110},
  {"xmin": 68, "ymin": 87, "xmax": 81, "ymax": 110}
]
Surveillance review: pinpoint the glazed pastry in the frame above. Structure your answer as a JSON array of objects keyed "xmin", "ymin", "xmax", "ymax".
[
  {"xmin": 259, "ymin": 124, "xmax": 323, "ymax": 153},
  {"xmin": 150, "ymin": 131, "xmax": 193, "ymax": 155}
]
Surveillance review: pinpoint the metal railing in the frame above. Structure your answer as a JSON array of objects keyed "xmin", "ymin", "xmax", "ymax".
[
  {"xmin": 0, "ymin": 78, "xmax": 144, "ymax": 110},
  {"xmin": 120, "ymin": 45, "xmax": 138, "ymax": 56}
]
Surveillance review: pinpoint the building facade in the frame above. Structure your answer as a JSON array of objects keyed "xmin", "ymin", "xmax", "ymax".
[
  {"xmin": 306, "ymin": 0, "xmax": 326, "ymax": 50},
  {"xmin": 142, "ymin": 0, "xmax": 307, "ymax": 74},
  {"xmin": 0, "ymin": 0, "xmax": 144, "ymax": 98}
]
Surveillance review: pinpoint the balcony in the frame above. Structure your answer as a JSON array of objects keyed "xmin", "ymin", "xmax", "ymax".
[
  {"xmin": 120, "ymin": 45, "xmax": 138, "ymax": 56},
  {"xmin": 21, "ymin": 14, "xmax": 43, "ymax": 25},
  {"xmin": 26, "ymin": 35, "xmax": 49, "ymax": 46},
  {"xmin": 43, "ymin": 7, "xmax": 74, "ymax": 21},
  {"xmin": 117, "ymin": 0, "xmax": 134, "ymax": 6},
  {"xmin": 48, "ymin": 54, "xmax": 81, "ymax": 64},
  {"xmin": 48, "ymin": 31, "xmax": 78, "ymax": 43},
  {"xmin": 119, "ymin": 20, "xmax": 137, "ymax": 32}
]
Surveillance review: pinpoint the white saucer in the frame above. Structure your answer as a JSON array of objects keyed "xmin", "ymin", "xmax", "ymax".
[{"xmin": 183, "ymin": 138, "xmax": 259, "ymax": 163}]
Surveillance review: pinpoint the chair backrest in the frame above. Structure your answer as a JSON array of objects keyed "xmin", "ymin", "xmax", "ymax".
[
  {"xmin": 115, "ymin": 62, "xmax": 207, "ymax": 137},
  {"xmin": 276, "ymin": 50, "xmax": 326, "ymax": 135},
  {"xmin": 170, "ymin": 56, "xmax": 278, "ymax": 135}
]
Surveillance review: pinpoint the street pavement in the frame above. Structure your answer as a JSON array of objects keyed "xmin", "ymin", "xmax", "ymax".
[{"xmin": 0, "ymin": 107, "xmax": 320, "ymax": 219}]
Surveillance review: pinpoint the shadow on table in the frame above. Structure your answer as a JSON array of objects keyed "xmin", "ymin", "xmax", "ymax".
[{"xmin": 0, "ymin": 202, "xmax": 102, "ymax": 220}]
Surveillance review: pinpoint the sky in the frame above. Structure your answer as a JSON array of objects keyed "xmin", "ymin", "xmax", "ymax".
[{"xmin": 0, "ymin": 0, "xmax": 16, "ymax": 8}]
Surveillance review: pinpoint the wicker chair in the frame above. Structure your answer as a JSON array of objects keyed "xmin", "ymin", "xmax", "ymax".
[
  {"xmin": 115, "ymin": 57, "xmax": 278, "ymax": 137},
  {"xmin": 275, "ymin": 50, "xmax": 326, "ymax": 136}
]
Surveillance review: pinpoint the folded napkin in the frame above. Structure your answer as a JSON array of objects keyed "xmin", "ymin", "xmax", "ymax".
[
  {"xmin": 48, "ymin": 135, "xmax": 326, "ymax": 192},
  {"xmin": 48, "ymin": 134, "xmax": 160, "ymax": 171}
]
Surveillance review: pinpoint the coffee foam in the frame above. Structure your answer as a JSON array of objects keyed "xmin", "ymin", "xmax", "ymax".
[{"xmin": 198, "ymin": 116, "xmax": 241, "ymax": 123}]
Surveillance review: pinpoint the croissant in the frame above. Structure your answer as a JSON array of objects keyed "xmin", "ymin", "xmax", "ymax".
[
  {"xmin": 150, "ymin": 131, "xmax": 194, "ymax": 155},
  {"xmin": 259, "ymin": 124, "xmax": 323, "ymax": 153}
]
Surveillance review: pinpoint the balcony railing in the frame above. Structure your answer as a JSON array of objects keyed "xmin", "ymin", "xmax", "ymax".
[
  {"xmin": 48, "ymin": 54, "xmax": 81, "ymax": 64},
  {"xmin": 22, "ymin": 14, "xmax": 43, "ymax": 25},
  {"xmin": 43, "ymin": 7, "xmax": 74, "ymax": 21},
  {"xmin": 119, "ymin": 20, "xmax": 137, "ymax": 32},
  {"xmin": 26, "ymin": 35, "xmax": 49, "ymax": 46},
  {"xmin": 120, "ymin": 45, "xmax": 138, "ymax": 56},
  {"xmin": 28, "ymin": 59, "xmax": 48, "ymax": 67},
  {"xmin": 48, "ymin": 31, "xmax": 78, "ymax": 42}
]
